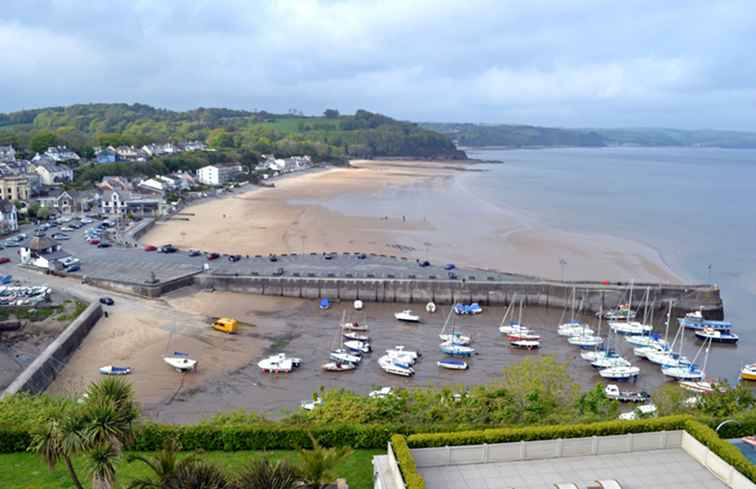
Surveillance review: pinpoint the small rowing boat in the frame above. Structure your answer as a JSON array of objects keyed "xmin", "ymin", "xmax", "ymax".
[
  {"xmin": 321, "ymin": 361, "xmax": 356, "ymax": 372},
  {"xmin": 394, "ymin": 310, "xmax": 421, "ymax": 323},
  {"xmin": 343, "ymin": 321, "xmax": 368, "ymax": 332},
  {"xmin": 163, "ymin": 352, "xmax": 198, "ymax": 372},
  {"xmin": 426, "ymin": 301, "xmax": 436, "ymax": 313},
  {"xmin": 438, "ymin": 358, "xmax": 468, "ymax": 370},
  {"xmin": 99, "ymin": 365, "xmax": 131, "ymax": 376},
  {"xmin": 353, "ymin": 299, "xmax": 363, "ymax": 310}
]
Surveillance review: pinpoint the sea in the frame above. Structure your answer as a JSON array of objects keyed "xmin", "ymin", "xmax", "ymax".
[{"xmin": 464, "ymin": 146, "xmax": 756, "ymax": 383}]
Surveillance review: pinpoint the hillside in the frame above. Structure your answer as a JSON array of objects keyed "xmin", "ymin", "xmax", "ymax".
[
  {"xmin": 422, "ymin": 122, "xmax": 756, "ymax": 149},
  {"xmin": 0, "ymin": 104, "xmax": 465, "ymax": 161}
]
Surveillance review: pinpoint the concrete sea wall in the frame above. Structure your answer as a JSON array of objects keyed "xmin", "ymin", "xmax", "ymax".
[{"xmin": 1, "ymin": 302, "xmax": 103, "ymax": 397}]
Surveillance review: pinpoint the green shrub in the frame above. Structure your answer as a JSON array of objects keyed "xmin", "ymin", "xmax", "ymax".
[
  {"xmin": 684, "ymin": 419, "xmax": 756, "ymax": 483},
  {"xmin": 406, "ymin": 416, "xmax": 691, "ymax": 447},
  {"xmin": 391, "ymin": 435, "xmax": 425, "ymax": 489}
]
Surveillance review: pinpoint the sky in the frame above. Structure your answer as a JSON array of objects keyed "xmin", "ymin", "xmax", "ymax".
[{"xmin": 1, "ymin": 0, "xmax": 755, "ymax": 130}]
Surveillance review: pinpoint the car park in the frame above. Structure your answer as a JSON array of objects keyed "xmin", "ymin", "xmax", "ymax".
[
  {"xmin": 144, "ymin": 245, "xmax": 157, "ymax": 252},
  {"xmin": 99, "ymin": 297, "xmax": 114, "ymax": 306}
]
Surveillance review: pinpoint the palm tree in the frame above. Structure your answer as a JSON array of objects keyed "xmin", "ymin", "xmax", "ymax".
[
  {"xmin": 127, "ymin": 439, "xmax": 185, "ymax": 489},
  {"xmin": 297, "ymin": 435, "xmax": 352, "ymax": 489},
  {"xmin": 234, "ymin": 458, "xmax": 301, "ymax": 489},
  {"xmin": 89, "ymin": 442, "xmax": 119, "ymax": 489},
  {"xmin": 30, "ymin": 415, "xmax": 87, "ymax": 489},
  {"xmin": 173, "ymin": 459, "xmax": 229, "ymax": 489},
  {"xmin": 127, "ymin": 439, "xmax": 229, "ymax": 489}
]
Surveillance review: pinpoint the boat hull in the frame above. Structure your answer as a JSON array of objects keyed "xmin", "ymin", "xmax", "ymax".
[
  {"xmin": 437, "ymin": 359, "xmax": 468, "ymax": 370},
  {"xmin": 694, "ymin": 331, "xmax": 738, "ymax": 343}
]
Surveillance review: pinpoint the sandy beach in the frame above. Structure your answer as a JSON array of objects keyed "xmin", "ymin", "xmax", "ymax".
[{"xmin": 144, "ymin": 159, "xmax": 680, "ymax": 283}]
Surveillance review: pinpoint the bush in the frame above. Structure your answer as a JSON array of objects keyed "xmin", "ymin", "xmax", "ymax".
[
  {"xmin": 406, "ymin": 416, "xmax": 691, "ymax": 448},
  {"xmin": 391, "ymin": 435, "xmax": 425, "ymax": 489},
  {"xmin": 684, "ymin": 419, "xmax": 756, "ymax": 483}
]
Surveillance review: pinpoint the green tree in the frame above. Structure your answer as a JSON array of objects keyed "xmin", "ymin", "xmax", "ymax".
[
  {"xmin": 207, "ymin": 128, "xmax": 234, "ymax": 149},
  {"xmin": 651, "ymin": 383, "xmax": 696, "ymax": 416},
  {"xmin": 298, "ymin": 434, "xmax": 352, "ymax": 489},
  {"xmin": 30, "ymin": 130, "xmax": 58, "ymax": 153},
  {"xmin": 323, "ymin": 109, "xmax": 340, "ymax": 118},
  {"xmin": 576, "ymin": 384, "xmax": 619, "ymax": 419},
  {"xmin": 697, "ymin": 382, "xmax": 755, "ymax": 417}
]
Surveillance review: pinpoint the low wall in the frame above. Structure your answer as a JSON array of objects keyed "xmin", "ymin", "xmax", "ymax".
[
  {"xmin": 410, "ymin": 430, "xmax": 682, "ymax": 467},
  {"xmin": 83, "ymin": 272, "xmax": 200, "ymax": 298},
  {"xmin": 681, "ymin": 432, "xmax": 754, "ymax": 489},
  {"xmin": 194, "ymin": 275, "xmax": 723, "ymax": 315},
  {"xmin": 1, "ymin": 302, "xmax": 103, "ymax": 397}
]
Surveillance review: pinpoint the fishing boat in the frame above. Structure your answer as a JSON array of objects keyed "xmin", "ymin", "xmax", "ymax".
[
  {"xmin": 378, "ymin": 355, "xmax": 415, "ymax": 376},
  {"xmin": 694, "ymin": 328, "xmax": 739, "ymax": 344},
  {"xmin": 257, "ymin": 353, "xmax": 301, "ymax": 373},
  {"xmin": 439, "ymin": 308, "xmax": 472, "ymax": 345},
  {"xmin": 592, "ymin": 356, "xmax": 631, "ymax": 369},
  {"xmin": 426, "ymin": 301, "xmax": 436, "ymax": 313},
  {"xmin": 343, "ymin": 331, "xmax": 369, "ymax": 341},
  {"xmin": 321, "ymin": 361, "xmax": 356, "ymax": 372},
  {"xmin": 437, "ymin": 358, "xmax": 468, "ymax": 370},
  {"xmin": 394, "ymin": 310, "xmax": 421, "ymax": 323},
  {"xmin": 677, "ymin": 310, "xmax": 733, "ymax": 331},
  {"xmin": 604, "ymin": 384, "xmax": 650, "ymax": 402},
  {"xmin": 509, "ymin": 339, "xmax": 540, "ymax": 350},
  {"xmin": 740, "ymin": 363, "xmax": 756, "ymax": 381},
  {"xmin": 330, "ymin": 349, "xmax": 361, "ymax": 365},
  {"xmin": 353, "ymin": 299, "xmax": 364, "ymax": 310},
  {"xmin": 440, "ymin": 340, "xmax": 475, "ymax": 357},
  {"xmin": 99, "ymin": 365, "xmax": 131, "ymax": 376},
  {"xmin": 163, "ymin": 352, "xmax": 198, "ymax": 372},
  {"xmin": 344, "ymin": 340, "xmax": 371, "ymax": 353},
  {"xmin": 600, "ymin": 366, "xmax": 640, "ymax": 380}
]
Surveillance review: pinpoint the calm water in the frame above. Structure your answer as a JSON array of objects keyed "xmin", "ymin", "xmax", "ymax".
[{"xmin": 466, "ymin": 147, "xmax": 756, "ymax": 382}]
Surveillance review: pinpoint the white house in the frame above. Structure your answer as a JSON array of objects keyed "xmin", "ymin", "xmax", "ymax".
[
  {"xmin": 0, "ymin": 199, "xmax": 18, "ymax": 233},
  {"xmin": 43, "ymin": 146, "xmax": 80, "ymax": 162},
  {"xmin": 20, "ymin": 236, "xmax": 75, "ymax": 270},
  {"xmin": 0, "ymin": 146, "xmax": 16, "ymax": 163},
  {"xmin": 101, "ymin": 189, "xmax": 162, "ymax": 217},
  {"xmin": 197, "ymin": 163, "xmax": 243, "ymax": 186},
  {"xmin": 32, "ymin": 161, "xmax": 74, "ymax": 185},
  {"xmin": 137, "ymin": 178, "xmax": 167, "ymax": 193}
]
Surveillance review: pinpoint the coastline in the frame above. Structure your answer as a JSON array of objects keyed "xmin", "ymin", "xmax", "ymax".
[{"xmin": 143, "ymin": 159, "xmax": 681, "ymax": 284}]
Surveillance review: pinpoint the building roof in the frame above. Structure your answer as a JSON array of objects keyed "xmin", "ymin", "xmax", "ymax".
[{"xmin": 26, "ymin": 236, "xmax": 59, "ymax": 251}]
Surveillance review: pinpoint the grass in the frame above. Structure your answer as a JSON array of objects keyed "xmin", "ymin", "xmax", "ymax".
[{"xmin": 0, "ymin": 449, "xmax": 381, "ymax": 489}]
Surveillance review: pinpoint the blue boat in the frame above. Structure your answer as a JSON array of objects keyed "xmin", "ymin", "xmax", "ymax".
[
  {"xmin": 319, "ymin": 298, "xmax": 331, "ymax": 310},
  {"xmin": 437, "ymin": 358, "xmax": 468, "ymax": 370},
  {"xmin": 439, "ymin": 341, "xmax": 475, "ymax": 357},
  {"xmin": 453, "ymin": 302, "xmax": 483, "ymax": 315},
  {"xmin": 677, "ymin": 311, "xmax": 732, "ymax": 331},
  {"xmin": 694, "ymin": 328, "xmax": 739, "ymax": 344}
]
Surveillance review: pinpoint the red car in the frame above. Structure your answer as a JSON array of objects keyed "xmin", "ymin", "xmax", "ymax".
[
  {"xmin": 207, "ymin": 252, "xmax": 220, "ymax": 260},
  {"xmin": 144, "ymin": 245, "xmax": 157, "ymax": 252},
  {"xmin": 88, "ymin": 239, "xmax": 100, "ymax": 245},
  {"xmin": 0, "ymin": 257, "xmax": 10, "ymax": 264}
]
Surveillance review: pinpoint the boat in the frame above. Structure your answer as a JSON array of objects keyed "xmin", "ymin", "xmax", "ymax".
[
  {"xmin": 454, "ymin": 302, "xmax": 482, "ymax": 315},
  {"xmin": 677, "ymin": 310, "xmax": 733, "ymax": 331},
  {"xmin": 394, "ymin": 310, "xmax": 421, "ymax": 323},
  {"xmin": 604, "ymin": 384, "xmax": 650, "ymax": 402},
  {"xmin": 600, "ymin": 366, "xmax": 640, "ymax": 380},
  {"xmin": 99, "ymin": 365, "xmax": 131, "ymax": 376},
  {"xmin": 568, "ymin": 334, "xmax": 603, "ymax": 348},
  {"xmin": 301, "ymin": 398, "xmax": 322, "ymax": 411},
  {"xmin": 647, "ymin": 350, "xmax": 689, "ymax": 367},
  {"xmin": 663, "ymin": 337, "xmax": 711, "ymax": 381},
  {"xmin": 321, "ymin": 361, "xmax": 356, "ymax": 372},
  {"xmin": 694, "ymin": 328, "xmax": 739, "ymax": 344},
  {"xmin": 740, "ymin": 363, "xmax": 756, "ymax": 381},
  {"xmin": 679, "ymin": 380, "xmax": 716, "ymax": 394},
  {"xmin": 163, "ymin": 352, "xmax": 198, "ymax": 372},
  {"xmin": 608, "ymin": 320, "xmax": 653, "ymax": 335},
  {"xmin": 353, "ymin": 299, "xmax": 364, "ymax": 310},
  {"xmin": 581, "ymin": 349, "xmax": 618, "ymax": 362},
  {"xmin": 439, "ymin": 340, "xmax": 475, "ymax": 357},
  {"xmin": 344, "ymin": 339, "xmax": 371, "ymax": 353},
  {"xmin": 343, "ymin": 320, "xmax": 368, "ymax": 332},
  {"xmin": 599, "ymin": 304, "xmax": 637, "ymax": 321},
  {"xmin": 329, "ymin": 349, "xmax": 361, "ymax": 365},
  {"xmin": 633, "ymin": 343, "xmax": 666, "ymax": 359},
  {"xmin": 369, "ymin": 387, "xmax": 393, "ymax": 398},
  {"xmin": 618, "ymin": 404, "xmax": 657, "ymax": 420},
  {"xmin": 378, "ymin": 355, "xmax": 415, "ymax": 376},
  {"xmin": 258, "ymin": 353, "xmax": 301, "ymax": 373},
  {"xmin": 509, "ymin": 339, "xmax": 540, "ymax": 349},
  {"xmin": 437, "ymin": 358, "xmax": 468, "ymax": 370},
  {"xmin": 591, "ymin": 356, "xmax": 631, "ymax": 369},
  {"xmin": 439, "ymin": 308, "xmax": 472, "ymax": 345},
  {"xmin": 559, "ymin": 321, "xmax": 593, "ymax": 337},
  {"xmin": 319, "ymin": 298, "xmax": 331, "ymax": 310},
  {"xmin": 426, "ymin": 301, "xmax": 436, "ymax": 313},
  {"xmin": 499, "ymin": 322, "xmax": 532, "ymax": 335},
  {"xmin": 507, "ymin": 331, "xmax": 541, "ymax": 341},
  {"xmin": 385, "ymin": 346, "xmax": 420, "ymax": 366},
  {"xmin": 742, "ymin": 436, "xmax": 756, "ymax": 448},
  {"xmin": 343, "ymin": 331, "xmax": 369, "ymax": 341},
  {"xmin": 625, "ymin": 333, "xmax": 667, "ymax": 347}
]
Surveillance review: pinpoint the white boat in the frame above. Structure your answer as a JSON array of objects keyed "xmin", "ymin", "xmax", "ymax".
[
  {"xmin": 662, "ymin": 364, "xmax": 705, "ymax": 381},
  {"xmin": 330, "ymin": 349, "xmax": 361, "ymax": 364},
  {"xmin": 301, "ymin": 397, "xmax": 322, "ymax": 411},
  {"xmin": 163, "ymin": 352, "xmax": 198, "ymax": 372},
  {"xmin": 344, "ymin": 340, "xmax": 371, "ymax": 353},
  {"xmin": 608, "ymin": 320, "xmax": 653, "ymax": 335},
  {"xmin": 343, "ymin": 321, "xmax": 368, "ymax": 332},
  {"xmin": 439, "ymin": 307, "xmax": 471, "ymax": 345},
  {"xmin": 439, "ymin": 340, "xmax": 475, "ymax": 357},
  {"xmin": 509, "ymin": 339, "xmax": 540, "ymax": 349},
  {"xmin": 426, "ymin": 301, "xmax": 436, "ymax": 313},
  {"xmin": 378, "ymin": 355, "xmax": 415, "ymax": 376},
  {"xmin": 619, "ymin": 404, "xmax": 657, "ymax": 420},
  {"xmin": 258, "ymin": 353, "xmax": 301, "ymax": 373},
  {"xmin": 679, "ymin": 380, "xmax": 715, "ymax": 394},
  {"xmin": 592, "ymin": 356, "xmax": 631, "ymax": 369},
  {"xmin": 386, "ymin": 346, "xmax": 420, "ymax": 363},
  {"xmin": 568, "ymin": 334, "xmax": 603, "ymax": 348},
  {"xmin": 604, "ymin": 384, "xmax": 650, "ymax": 402},
  {"xmin": 437, "ymin": 358, "xmax": 468, "ymax": 370},
  {"xmin": 353, "ymin": 299, "xmax": 364, "ymax": 310},
  {"xmin": 646, "ymin": 350, "xmax": 689, "ymax": 367},
  {"xmin": 99, "ymin": 365, "xmax": 131, "ymax": 376},
  {"xmin": 558, "ymin": 321, "xmax": 594, "ymax": 337},
  {"xmin": 343, "ymin": 331, "xmax": 369, "ymax": 341},
  {"xmin": 633, "ymin": 344, "xmax": 665, "ymax": 359},
  {"xmin": 600, "ymin": 365, "xmax": 640, "ymax": 380},
  {"xmin": 369, "ymin": 387, "xmax": 393, "ymax": 398},
  {"xmin": 394, "ymin": 310, "xmax": 421, "ymax": 323},
  {"xmin": 625, "ymin": 334, "xmax": 667, "ymax": 348},
  {"xmin": 499, "ymin": 322, "xmax": 532, "ymax": 335},
  {"xmin": 321, "ymin": 361, "xmax": 356, "ymax": 372},
  {"xmin": 581, "ymin": 350, "xmax": 611, "ymax": 362}
]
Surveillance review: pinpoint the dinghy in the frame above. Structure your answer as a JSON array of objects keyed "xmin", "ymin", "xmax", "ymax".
[
  {"xmin": 319, "ymin": 298, "xmax": 331, "ymax": 310},
  {"xmin": 439, "ymin": 340, "xmax": 475, "ymax": 357},
  {"xmin": 321, "ymin": 361, "xmax": 356, "ymax": 372},
  {"xmin": 369, "ymin": 387, "xmax": 393, "ymax": 398},
  {"xmin": 425, "ymin": 301, "xmax": 436, "ymax": 313},
  {"xmin": 343, "ymin": 331, "xmax": 369, "ymax": 342},
  {"xmin": 344, "ymin": 339, "xmax": 371, "ymax": 353},
  {"xmin": 438, "ymin": 358, "xmax": 468, "ymax": 370},
  {"xmin": 163, "ymin": 352, "xmax": 198, "ymax": 372},
  {"xmin": 394, "ymin": 310, "xmax": 421, "ymax": 323},
  {"xmin": 258, "ymin": 353, "xmax": 301, "ymax": 373},
  {"xmin": 600, "ymin": 365, "xmax": 640, "ymax": 380},
  {"xmin": 378, "ymin": 355, "xmax": 415, "ymax": 376},
  {"xmin": 330, "ymin": 349, "xmax": 361, "ymax": 365},
  {"xmin": 99, "ymin": 365, "xmax": 131, "ymax": 376},
  {"xmin": 679, "ymin": 380, "xmax": 716, "ymax": 394},
  {"xmin": 353, "ymin": 299, "xmax": 364, "ymax": 310}
]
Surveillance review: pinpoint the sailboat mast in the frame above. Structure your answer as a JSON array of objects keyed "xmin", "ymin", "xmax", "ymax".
[
  {"xmin": 518, "ymin": 297, "xmax": 524, "ymax": 325},
  {"xmin": 664, "ymin": 300, "xmax": 672, "ymax": 343}
]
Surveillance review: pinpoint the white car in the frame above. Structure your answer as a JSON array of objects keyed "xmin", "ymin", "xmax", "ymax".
[{"xmin": 80, "ymin": 217, "xmax": 94, "ymax": 224}]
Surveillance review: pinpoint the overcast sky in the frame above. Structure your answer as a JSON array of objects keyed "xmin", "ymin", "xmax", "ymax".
[{"xmin": 1, "ymin": 0, "xmax": 755, "ymax": 130}]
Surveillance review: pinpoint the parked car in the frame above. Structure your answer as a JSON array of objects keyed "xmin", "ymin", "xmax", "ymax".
[
  {"xmin": 228, "ymin": 254, "xmax": 241, "ymax": 262},
  {"xmin": 60, "ymin": 226, "xmax": 75, "ymax": 232},
  {"xmin": 188, "ymin": 250, "xmax": 202, "ymax": 257},
  {"xmin": 444, "ymin": 263, "xmax": 456, "ymax": 270},
  {"xmin": 97, "ymin": 242, "xmax": 111, "ymax": 248},
  {"xmin": 357, "ymin": 253, "xmax": 367, "ymax": 260},
  {"xmin": 207, "ymin": 252, "xmax": 220, "ymax": 260},
  {"xmin": 418, "ymin": 260, "xmax": 431, "ymax": 267},
  {"xmin": 3, "ymin": 241, "xmax": 19, "ymax": 248},
  {"xmin": 0, "ymin": 257, "xmax": 10, "ymax": 265},
  {"xmin": 52, "ymin": 233, "xmax": 69, "ymax": 240},
  {"xmin": 65, "ymin": 264, "xmax": 80, "ymax": 273},
  {"xmin": 88, "ymin": 239, "xmax": 101, "ymax": 245},
  {"xmin": 272, "ymin": 267, "xmax": 285, "ymax": 276},
  {"xmin": 269, "ymin": 254, "xmax": 278, "ymax": 262},
  {"xmin": 144, "ymin": 245, "xmax": 157, "ymax": 252},
  {"xmin": 159, "ymin": 244, "xmax": 177, "ymax": 253},
  {"xmin": 99, "ymin": 297, "xmax": 114, "ymax": 306},
  {"xmin": 80, "ymin": 217, "xmax": 94, "ymax": 224}
]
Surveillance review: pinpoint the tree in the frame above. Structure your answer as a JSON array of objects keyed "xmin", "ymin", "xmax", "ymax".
[
  {"xmin": 576, "ymin": 384, "xmax": 619, "ymax": 419},
  {"xmin": 234, "ymin": 458, "xmax": 301, "ymax": 489},
  {"xmin": 30, "ymin": 130, "xmax": 58, "ymax": 153},
  {"xmin": 127, "ymin": 439, "xmax": 183, "ymax": 489},
  {"xmin": 323, "ymin": 109, "xmax": 340, "ymax": 119},
  {"xmin": 651, "ymin": 383, "xmax": 696, "ymax": 416},
  {"xmin": 696, "ymin": 382, "xmax": 754, "ymax": 417},
  {"xmin": 207, "ymin": 128, "xmax": 234, "ymax": 149},
  {"xmin": 298, "ymin": 434, "xmax": 352, "ymax": 489}
]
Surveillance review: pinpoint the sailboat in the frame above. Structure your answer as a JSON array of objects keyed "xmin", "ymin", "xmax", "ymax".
[
  {"xmin": 394, "ymin": 310, "xmax": 421, "ymax": 323},
  {"xmin": 163, "ymin": 353, "xmax": 197, "ymax": 372},
  {"xmin": 343, "ymin": 331, "xmax": 369, "ymax": 341},
  {"xmin": 439, "ymin": 308, "xmax": 471, "ymax": 345},
  {"xmin": 498, "ymin": 295, "xmax": 532, "ymax": 335},
  {"xmin": 568, "ymin": 300, "xmax": 604, "ymax": 349},
  {"xmin": 662, "ymin": 337, "xmax": 711, "ymax": 381},
  {"xmin": 580, "ymin": 304, "xmax": 611, "ymax": 361},
  {"xmin": 646, "ymin": 319, "xmax": 690, "ymax": 367},
  {"xmin": 558, "ymin": 290, "xmax": 593, "ymax": 337},
  {"xmin": 599, "ymin": 365, "xmax": 640, "ymax": 380},
  {"xmin": 608, "ymin": 285, "xmax": 653, "ymax": 335},
  {"xmin": 378, "ymin": 354, "xmax": 415, "ymax": 376},
  {"xmin": 440, "ymin": 340, "xmax": 475, "ymax": 356},
  {"xmin": 437, "ymin": 358, "xmax": 469, "ymax": 370},
  {"xmin": 330, "ymin": 311, "xmax": 362, "ymax": 365}
]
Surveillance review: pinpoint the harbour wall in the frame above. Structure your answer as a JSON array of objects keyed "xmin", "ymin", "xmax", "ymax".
[
  {"xmin": 1, "ymin": 302, "xmax": 103, "ymax": 397},
  {"xmin": 193, "ymin": 275, "xmax": 723, "ymax": 316}
]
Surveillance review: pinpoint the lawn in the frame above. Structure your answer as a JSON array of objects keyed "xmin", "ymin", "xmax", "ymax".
[{"xmin": 0, "ymin": 449, "xmax": 382, "ymax": 489}]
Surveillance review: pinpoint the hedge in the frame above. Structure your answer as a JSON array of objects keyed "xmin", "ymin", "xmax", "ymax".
[
  {"xmin": 683, "ymin": 419, "xmax": 756, "ymax": 483},
  {"xmin": 391, "ymin": 435, "xmax": 425, "ymax": 489},
  {"xmin": 406, "ymin": 415, "xmax": 691, "ymax": 447}
]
